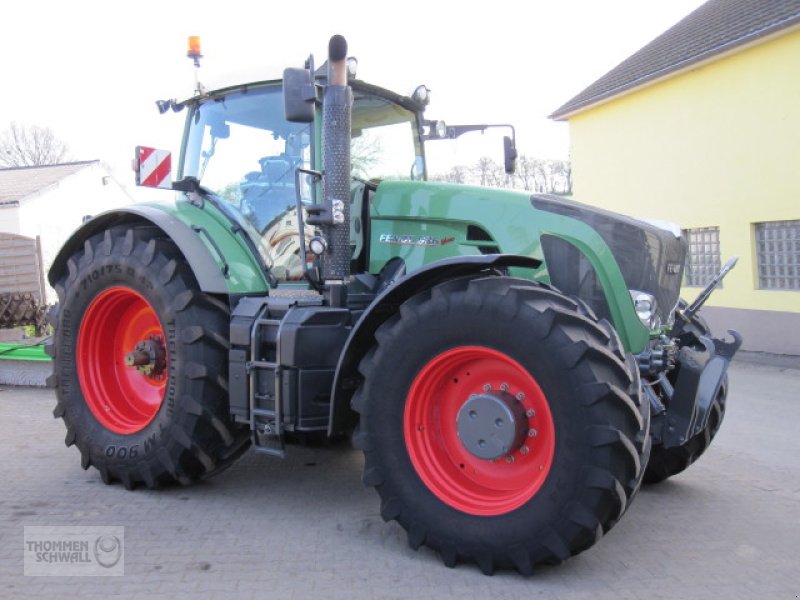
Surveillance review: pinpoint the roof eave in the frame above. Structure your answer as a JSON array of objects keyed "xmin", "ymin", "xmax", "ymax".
[
  {"xmin": 0, "ymin": 160, "xmax": 101, "ymax": 204},
  {"xmin": 551, "ymin": 17, "xmax": 800, "ymax": 122}
]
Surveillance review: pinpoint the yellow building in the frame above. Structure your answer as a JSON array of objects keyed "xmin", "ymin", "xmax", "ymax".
[{"xmin": 551, "ymin": 0, "xmax": 800, "ymax": 355}]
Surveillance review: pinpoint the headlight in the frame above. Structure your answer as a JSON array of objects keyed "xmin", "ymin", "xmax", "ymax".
[{"xmin": 629, "ymin": 290, "xmax": 659, "ymax": 329}]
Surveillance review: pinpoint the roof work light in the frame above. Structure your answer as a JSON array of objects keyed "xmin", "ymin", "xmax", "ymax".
[{"xmin": 187, "ymin": 36, "xmax": 203, "ymax": 66}]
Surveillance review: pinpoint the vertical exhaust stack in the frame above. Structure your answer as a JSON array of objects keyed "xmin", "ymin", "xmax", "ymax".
[{"xmin": 322, "ymin": 34, "xmax": 352, "ymax": 283}]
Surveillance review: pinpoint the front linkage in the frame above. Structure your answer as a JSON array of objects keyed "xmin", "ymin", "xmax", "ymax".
[{"xmin": 637, "ymin": 258, "xmax": 742, "ymax": 480}]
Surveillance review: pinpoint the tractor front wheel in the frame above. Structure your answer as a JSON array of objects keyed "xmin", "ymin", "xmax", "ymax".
[
  {"xmin": 48, "ymin": 225, "xmax": 249, "ymax": 488},
  {"xmin": 352, "ymin": 277, "xmax": 649, "ymax": 574}
]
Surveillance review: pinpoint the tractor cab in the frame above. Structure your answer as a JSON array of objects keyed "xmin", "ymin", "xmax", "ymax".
[
  {"xmin": 180, "ymin": 80, "xmax": 425, "ymax": 225},
  {"xmin": 174, "ymin": 79, "xmax": 426, "ymax": 282}
]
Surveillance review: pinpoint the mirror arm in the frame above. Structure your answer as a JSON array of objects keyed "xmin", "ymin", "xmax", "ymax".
[{"xmin": 423, "ymin": 121, "xmax": 516, "ymax": 141}]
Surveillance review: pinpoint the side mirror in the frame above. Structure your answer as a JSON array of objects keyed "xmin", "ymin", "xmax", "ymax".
[
  {"xmin": 134, "ymin": 146, "xmax": 172, "ymax": 189},
  {"xmin": 283, "ymin": 68, "xmax": 316, "ymax": 123},
  {"xmin": 503, "ymin": 135, "xmax": 518, "ymax": 174}
]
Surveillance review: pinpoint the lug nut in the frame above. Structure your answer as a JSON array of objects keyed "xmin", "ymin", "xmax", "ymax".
[
  {"xmin": 506, "ymin": 455, "xmax": 515, "ymax": 464},
  {"xmin": 526, "ymin": 409, "xmax": 536, "ymax": 418},
  {"xmin": 483, "ymin": 384, "xmax": 491, "ymax": 392},
  {"xmin": 520, "ymin": 445, "xmax": 529, "ymax": 455},
  {"xmin": 528, "ymin": 429, "xmax": 537, "ymax": 438},
  {"xmin": 516, "ymin": 392, "xmax": 525, "ymax": 401},
  {"xmin": 500, "ymin": 383, "xmax": 509, "ymax": 392}
]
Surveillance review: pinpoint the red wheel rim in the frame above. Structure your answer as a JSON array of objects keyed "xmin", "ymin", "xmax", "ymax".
[
  {"xmin": 404, "ymin": 346, "xmax": 555, "ymax": 516},
  {"xmin": 77, "ymin": 286, "xmax": 168, "ymax": 434}
]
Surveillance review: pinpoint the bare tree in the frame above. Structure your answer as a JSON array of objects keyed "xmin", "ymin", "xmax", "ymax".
[
  {"xmin": 350, "ymin": 133, "xmax": 382, "ymax": 180},
  {"xmin": 514, "ymin": 156, "xmax": 538, "ymax": 191},
  {"xmin": 0, "ymin": 122, "xmax": 69, "ymax": 168},
  {"xmin": 560, "ymin": 160, "xmax": 573, "ymax": 195},
  {"xmin": 430, "ymin": 155, "xmax": 572, "ymax": 195},
  {"xmin": 473, "ymin": 157, "xmax": 507, "ymax": 188},
  {"xmin": 431, "ymin": 165, "xmax": 470, "ymax": 184}
]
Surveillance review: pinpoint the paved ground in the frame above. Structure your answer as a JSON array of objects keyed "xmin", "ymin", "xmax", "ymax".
[{"xmin": 0, "ymin": 360, "xmax": 798, "ymax": 599}]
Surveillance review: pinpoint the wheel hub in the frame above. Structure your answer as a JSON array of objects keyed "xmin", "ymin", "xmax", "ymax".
[
  {"xmin": 456, "ymin": 390, "xmax": 528, "ymax": 460},
  {"xmin": 124, "ymin": 335, "xmax": 167, "ymax": 379}
]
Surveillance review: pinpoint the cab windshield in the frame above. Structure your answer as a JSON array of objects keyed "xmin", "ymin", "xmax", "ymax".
[
  {"xmin": 181, "ymin": 83, "xmax": 422, "ymax": 279},
  {"xmin": 183, "ymin": 86, "xmax": 310, "ymax": 233}
]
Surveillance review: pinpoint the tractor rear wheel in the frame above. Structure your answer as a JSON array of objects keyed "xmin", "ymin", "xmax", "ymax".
[
  {"xmin": 352, "ymin": 277, "xmax": 649, "ymax": 574},
  {"xmin": 48, "ymin": 224, "xmax": 249, "ymax": 488}
]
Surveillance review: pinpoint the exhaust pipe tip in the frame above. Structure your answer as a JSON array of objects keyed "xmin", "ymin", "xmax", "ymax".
[
  {"xmin": 328, "ymin": 35, "xmax": 348, "ymax": 86},
  {"xmin": 329, "ymin": 35, "xmax": 348, "ymax": 62}
]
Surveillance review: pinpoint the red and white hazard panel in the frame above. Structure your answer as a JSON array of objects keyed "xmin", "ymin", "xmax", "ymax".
[{"xmin": 135, "ymin": 146, "xmax": 172, "ymax": 189}]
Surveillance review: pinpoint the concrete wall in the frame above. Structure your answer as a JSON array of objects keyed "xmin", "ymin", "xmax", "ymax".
[
  {"xmin": 701, "ymin": 305, "xmax": 800, "ymax": 356},
  {"xmin": 567, "ymin": 27, "xmax": 800, "ymax": 332}
]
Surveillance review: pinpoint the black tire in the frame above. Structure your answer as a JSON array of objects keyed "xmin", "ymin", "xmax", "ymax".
[
  {"xmin": 47, "ymin": 224, "xmax": 249, "ymax": 489},
  {"xmin": 643, "ymin": 307, "xmax": 727, "ymax": 485},
  {"xmin": 352, "ymin": 277, "xmax": 649, "ymax": 574}
]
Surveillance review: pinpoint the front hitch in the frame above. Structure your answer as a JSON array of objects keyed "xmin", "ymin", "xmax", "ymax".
[{"xmin": 660, "ymin": 329, "xmax": 742, "ymax": 448}]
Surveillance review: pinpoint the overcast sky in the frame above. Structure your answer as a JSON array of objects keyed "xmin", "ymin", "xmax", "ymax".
[{"xmin": 1, "ymin": 0, "xmax": 706, "ymax": 196}]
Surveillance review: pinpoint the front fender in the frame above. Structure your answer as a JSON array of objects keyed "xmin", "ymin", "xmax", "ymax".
[
  {"xmin": 48, "ymin": 202, "xmax": 269, "ymax": 295},
  {"xmin": 328, "ymin": 254, "xmax": 540, "ymax": 436}
]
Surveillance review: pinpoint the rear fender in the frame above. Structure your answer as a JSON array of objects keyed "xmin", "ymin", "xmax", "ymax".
[{"xmin": 48, "ymin": 204, "xmax": 269, "ymax": 295}]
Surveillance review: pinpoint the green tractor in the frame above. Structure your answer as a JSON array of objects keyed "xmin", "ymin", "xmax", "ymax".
[{"xmin": 47, "ymin": 35, "xmax": 741, "ymax": 574}]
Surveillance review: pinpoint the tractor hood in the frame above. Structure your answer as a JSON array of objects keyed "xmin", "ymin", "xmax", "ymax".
[{"xmin": 532, "ymin": 194, "xmax": 687, "ymax": 328}]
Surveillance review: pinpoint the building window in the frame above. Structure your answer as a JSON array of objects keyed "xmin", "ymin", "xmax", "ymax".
[
  {"xmin": 683, "ymin": 226, "xmax": 721, "ymax": 287},
  {"xmin": 755, "ymin": 220, "xmax": 800, "ymax": 291}
]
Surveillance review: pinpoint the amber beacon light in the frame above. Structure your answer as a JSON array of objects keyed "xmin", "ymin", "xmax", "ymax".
[{"xmin": 187, "ymin": 36, "xmax": 203, "ymax": 65}]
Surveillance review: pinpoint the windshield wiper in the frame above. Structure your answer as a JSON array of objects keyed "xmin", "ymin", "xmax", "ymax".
[{"xmin": 198, "ymin": 136, "xmax": 219, "ymax": 180}]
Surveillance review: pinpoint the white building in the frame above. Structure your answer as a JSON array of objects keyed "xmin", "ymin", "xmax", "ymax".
[{"xmin": 0, "ymin": 161, "xmax": 134, "ymax": 296}]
